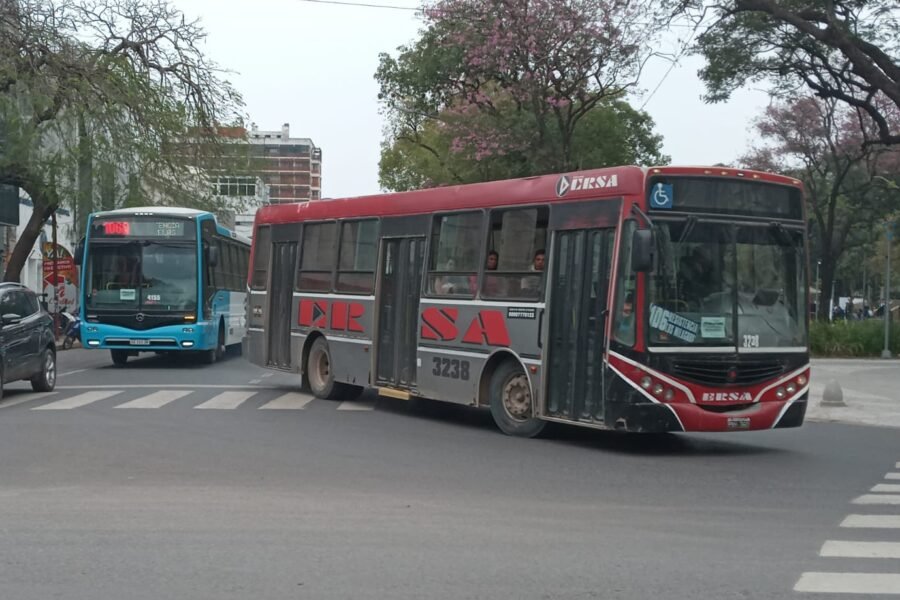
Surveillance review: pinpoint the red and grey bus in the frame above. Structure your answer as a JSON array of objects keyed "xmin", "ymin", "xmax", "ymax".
[{"xmin": 244, "ymin": 165, "xmax": 810, "ymax": 437}]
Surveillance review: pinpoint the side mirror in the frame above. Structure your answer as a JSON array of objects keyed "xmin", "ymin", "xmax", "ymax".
[
  {"xmin": 207, "ymin": 245, "xmax": 219, "ymax": 268},
  {"xmin": 2, "ymin": 313, "xmax": 22, "ymax": 326},
  {"xmin": 74, "ymin": 238, "xmax": 85, "ymax": 266},
  {"xmin": 631, "ymin": 229, "xmax": 654, "ymax": 272}
]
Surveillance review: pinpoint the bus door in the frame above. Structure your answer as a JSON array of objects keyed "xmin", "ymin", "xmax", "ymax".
[
  {"xmin": 375, "ymin": 236, "xmax": 426, "ymax": 389},
  {"xmin": 544, "ymin": 223, "xmax": 616, "ymax": 423},
  {"xmin": 267, "ymin": 235, "xmax": 298, "ymax": 370}
]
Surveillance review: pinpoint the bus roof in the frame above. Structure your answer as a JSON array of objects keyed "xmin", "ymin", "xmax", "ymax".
[
  {"xmin": 93, "ymin": 206, "xmax": 211, "ymax": 218},
  {"xmin": 256, "ymin": 165, "xmax": 802, "ymax": 226}
]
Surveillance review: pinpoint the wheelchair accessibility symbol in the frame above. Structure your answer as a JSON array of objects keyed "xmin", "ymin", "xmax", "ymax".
[{"xmin": 651, "ymin": 183, "xmax": 673, "ymax": 209}]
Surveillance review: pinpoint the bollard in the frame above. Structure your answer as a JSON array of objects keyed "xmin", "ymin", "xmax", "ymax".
[{"xmin": 820, "ymin": 379, "xmax": 847, "ymax": 407}]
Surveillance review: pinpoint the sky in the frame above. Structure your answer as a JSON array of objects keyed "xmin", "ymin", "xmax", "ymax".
[{"xmin": 175, "ymin": 0, "xmax": 772, "ymax": 200}]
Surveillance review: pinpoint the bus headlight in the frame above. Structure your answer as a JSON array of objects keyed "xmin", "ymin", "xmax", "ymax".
[{"xmin": 775, "ymin": 387, "xmax": 786, "ymax": 399}]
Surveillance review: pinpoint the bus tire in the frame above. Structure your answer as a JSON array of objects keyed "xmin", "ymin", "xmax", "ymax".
[
  {"xmin": 489, "ymin": 360, "xmax": 545, "ymax": 438},
  {"xmin": 111, "ymin": 350, "xmax": 129, "ymax": 367},
  {"xmin": 307, "ymin": 337, "xmax": 349, "ymax": 400}
]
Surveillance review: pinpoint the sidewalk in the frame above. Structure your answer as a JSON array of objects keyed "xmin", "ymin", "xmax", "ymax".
[{"xmin": 806, "ymin": 358, "xmax": 900, "ymax": 429}]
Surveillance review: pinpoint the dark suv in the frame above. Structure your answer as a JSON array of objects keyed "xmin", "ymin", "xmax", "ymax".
[{"xmin": 0, "ymin": 283, "xmax": 56, "ymax": 398}]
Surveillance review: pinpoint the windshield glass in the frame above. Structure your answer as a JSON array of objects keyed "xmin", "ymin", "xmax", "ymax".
[
  {"xmin": 648, "ymin": 219, "xmax": 807, "ymax": 350},
  {"xmin": 86, "ymin": 242, "xmax": 198, "ymax": 311}
]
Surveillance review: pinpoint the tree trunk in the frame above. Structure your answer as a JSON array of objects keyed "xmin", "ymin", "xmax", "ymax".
[
  {"xmin": 4, "ymin": 194, "xmax": 54, "ymax": 283},
  {"xmin": 819, "ymin": 261, "xmax": 836, "ymax": 321}
]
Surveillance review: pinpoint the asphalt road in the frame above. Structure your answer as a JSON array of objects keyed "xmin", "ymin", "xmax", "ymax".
[{"xmin": 0, "ymin": 348, "xmax": 898, "ymax": 599}]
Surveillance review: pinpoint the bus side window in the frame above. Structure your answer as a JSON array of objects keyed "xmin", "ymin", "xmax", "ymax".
[
  {"xmin": 250, "ymin": 226, "xmax": 271, "ymax": 290},
  {"xmin": 336, "ymin": 219, "xmax": 378, "ymax": 294},
  {"xmin": 612, "ymin": 220, "xmax": 637, "ymax": 346},
  {"xmin": 427, "ymin": 212, "xmax": 482, "ymax": 297},
  {"xmin": 297, "ymin": 222, "xmax": 337, "ymax": 292},
  {"xmin": 482, "ymin": 207, "xmax": 548, "ymax": 301}
]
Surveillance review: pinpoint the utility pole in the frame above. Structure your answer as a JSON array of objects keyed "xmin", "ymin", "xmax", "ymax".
[
  {"xmin": 51, "ymin": 212, "xmax": 59, "ymax": 339},
  {"xmin": 882, "ymin": 221, "xmax": 893, "ymax": 359}
]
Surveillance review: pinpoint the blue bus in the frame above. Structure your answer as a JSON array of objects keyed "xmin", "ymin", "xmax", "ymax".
[{"xmin": 75, "ymin": 207, "xmax": 251, "ymax": 366}]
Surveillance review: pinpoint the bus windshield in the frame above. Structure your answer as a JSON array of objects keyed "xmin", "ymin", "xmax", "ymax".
[
  {"xmin": 648, "ymin": 219, "xmax": 807, "ymax": 350},
  {"xmin": 86, "ymin": 242, "xmax": 198, "ymax": 311}
]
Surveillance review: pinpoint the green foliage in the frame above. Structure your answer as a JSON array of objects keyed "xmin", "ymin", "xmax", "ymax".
[
  {"xmin": 810, "ymin": 320, "xmax": 900, "ymax": 357},
  {"xmin": 671, "ymin": 0, "xmax": 900, "ymax": 146}
]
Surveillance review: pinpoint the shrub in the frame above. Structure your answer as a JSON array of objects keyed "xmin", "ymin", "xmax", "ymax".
[{"xmin": 810, "ymin": 319, "xmax": 900, "ymax": 357}]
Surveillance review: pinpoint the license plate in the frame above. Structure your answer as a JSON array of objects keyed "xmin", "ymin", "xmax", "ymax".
[
  {"xmin": 129, "ymin": 339, "xmax": 151, "ymax": 346},
  {"xmin": 727, "ymin": 417, "xmax": 750, "ymax": 430}
]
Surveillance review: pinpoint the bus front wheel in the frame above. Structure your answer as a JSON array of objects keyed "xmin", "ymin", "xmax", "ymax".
[
  {"xmin": 111, "ymin": 350, "xmax": 129, "ymax": 367},
  {"xmin": 489, "ymin": 360, "xmax": 545, "ymax": 438}
]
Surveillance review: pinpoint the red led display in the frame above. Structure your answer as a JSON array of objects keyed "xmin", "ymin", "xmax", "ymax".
[{"xmin": 102, "ymin": 221, "xmax": 130, "ymax": 236}]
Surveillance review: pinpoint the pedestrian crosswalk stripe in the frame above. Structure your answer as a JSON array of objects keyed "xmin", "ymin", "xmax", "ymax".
[
  {"xmin": 795, "ymin": 572, "xmax": 900, "ymax": 594},
  {"xmin": 886, "ymin": 473, "xmax": 900, "ymax": 480},
  {"xmin": 33, "ymin": 390, "xmax": 122, "ymax": 410},
  {"xmin": 259, "ymin": 392, "xmax": 314, "ymax": 410},
  {"xmin": 872, "ymin": 483, "xmax": 900, "ymax": 493},
  {"xmin": 820, "ymin": 540, "xmax": 900, "ymax": 559},
  {"xmin": 0, "ymin": 392, "xmax": 57, "ymax": 409},
  {"xmin": 116, "ymin": 390, "xmax": 192, "ymax": 409},
  {"xmin": 853, "ymin": 494, "xmax": 900, "ymax": 505},
  {"xmin": 337, "ymin": 400, "xmax": 375, "ymax": 411},
  {"xmin": 193, "ymin": 391, "xmax": 255, "ymax": 410},
  {"xmin": 841, "ymin": 515, "xmax": 900, "ymax": 529}
]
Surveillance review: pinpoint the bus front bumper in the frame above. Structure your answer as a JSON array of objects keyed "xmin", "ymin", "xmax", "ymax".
[
  {"xmin": 623, "ymin": 394, "xmax": 807, "ymax": 433},
  {"xmin": 81, "ymin": 322, "xmax": 213, "ymax": 352}
]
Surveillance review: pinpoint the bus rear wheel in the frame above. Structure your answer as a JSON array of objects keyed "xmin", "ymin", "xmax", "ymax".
[
  {"xmin": 489, "ymin": 360, "xmax": 545, "ymax": 438},
  {"xmin": 307, "ymin": 337, "xmax": 352, "ymax": 400}
]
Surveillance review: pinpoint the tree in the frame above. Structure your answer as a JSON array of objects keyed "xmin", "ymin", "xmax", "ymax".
[
  {"xmin": 376, "ymin": 0, "xmax": 668, "ymax": 183},
  {"xmin": 0, "ymin": 0, "xmax": 243, "ymax": 281},
  {"xmin": 740, "ymin": 95, "xmax": 900, "ymax": 319},
  {"xmin": 670, "ymin": 1, "xmax": 900, "ymax": 146},
  {"xmin": 379, "ymin": 96, "xmax": 669, "ymax": 191}
]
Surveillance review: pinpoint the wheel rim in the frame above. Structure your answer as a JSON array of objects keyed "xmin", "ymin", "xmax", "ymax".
[
  {"xmin": 45, "ymin": 353, "xmax": 55, "ymax": 387},
  {"xmin": 502, "ymin": 373, "xmax": 532, "ymax": 421},
  {"xmin": 311, "ymin": 348, "xmax": 330, "ymax": 390}
]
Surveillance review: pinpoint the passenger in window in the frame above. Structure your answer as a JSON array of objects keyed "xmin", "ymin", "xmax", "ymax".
[
  {"xmin": 520, "ymin": 249, "xmax": 545, "ymax": 297},
  {"xmin": 486, "ymin": 250, "xmax": 498, "ymax": 271},
  {"xmin": 483, "ymin": 250, "xmax": 506, "ymax": 297},
  {"xmin": 615, "ymin": 292, "xmax": 635, "ymax": 345},
  {"xmin": 531, "ymin": 249, "xmax": 545, "ymax": 272}
]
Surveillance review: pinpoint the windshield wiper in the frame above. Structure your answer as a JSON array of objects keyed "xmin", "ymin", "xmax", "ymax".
[{"xmin": 676, "ymin": 216, "xmax": 698, "ymax": 244}]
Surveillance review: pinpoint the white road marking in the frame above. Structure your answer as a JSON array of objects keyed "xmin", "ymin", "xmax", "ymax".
[
  {"xmin": 795, "ymin": 572, "xmax": 900, "ymax": 594},
  {"xmin": 193, "ymin": 391, "xmax": 255, "ymax": 410},
  {"xmin": 259, "ymin": 393, "xmax": 314, "ymax": 410},
  {"xmin": 872, "ymin": 483, "xmax": 900, "ymax": 493},
  {"xmin": 33, "ymin": 390, "xmax": 122, "ymax": 410},
  {"xmin": 853, "ymin": 494, "xmax": 900, "ymax": 505},
  {"xmin": 841, "ymin": 515, "xmax": 900, "ymax": 529},
  {"xmin": 261, "ymin": 373, "xmax": 273, "ymax": 378},
  {"xmin": 57, "ymin": 369, "xmax": 86, "ymax": 377},
  {"xmin": 55, "ymin": 384, "xmax": 280, "ymax": 390},
  {"xmin": 249, "ymin": 379, "xmax": 261, "ymax": 384},
  {"xmin": 820, "ymin": 541, "xmax": 900, "ymax": 559},
  {"xmin": 116, "ymin": 390, "xmax": 192, "ymax": 409},
  {"xmin": 896, "ymin": 462, "xmax": 900, "ymax": 469},
  {"xmin": 337, "ymin": 400, "xmax": 375, "ymax": 411},
  {"xmin": 0, "ymin": 393, "xmax": 57, "ymax": 409},
  {"xmin": 886, "ymin": 473, "xmax": 900, "ymax": 480}
]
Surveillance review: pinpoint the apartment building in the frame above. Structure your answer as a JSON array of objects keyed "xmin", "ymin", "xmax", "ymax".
[{"xmin": 248, "ymin": 123, "xmax": 322, "ymax": 203}]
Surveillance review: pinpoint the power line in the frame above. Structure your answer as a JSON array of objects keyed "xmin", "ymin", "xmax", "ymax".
[
  {"xmin": 640, "ymin": 22, "xmax": 703, "ymax": 110},
  {"xmin": 294, "ymin": 0, "xmax": 419, "ymax": 11}
]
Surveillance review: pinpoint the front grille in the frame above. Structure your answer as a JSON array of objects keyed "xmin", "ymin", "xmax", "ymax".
[
  {"xmin": 672, "ymin": 358, "xmax": 784, "ymax": 385},
  {"xmin": 91, "ymin": 312, "xmax": 187, "ymax": 331}
]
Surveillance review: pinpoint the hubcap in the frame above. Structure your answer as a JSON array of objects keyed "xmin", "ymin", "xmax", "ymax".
[
  {"xmin": 45, "ymin": 353, "xmax": 55, "ymax": 387},
  {"xmin": 312, "ymin": 350, "xmax": 329, "ymax": 389},
  {"xmin": 502, "ymin": 374, "xmax": 532, "ymax": 421}
]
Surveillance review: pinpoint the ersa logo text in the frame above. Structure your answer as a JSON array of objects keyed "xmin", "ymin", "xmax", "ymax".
[
  {"xmin": 556, "ymin": 173, "xmax": 618, "ymax": 197},
  {"xmin": 702, "ymin": 392, "xmax": 753, "ymax": 402}
]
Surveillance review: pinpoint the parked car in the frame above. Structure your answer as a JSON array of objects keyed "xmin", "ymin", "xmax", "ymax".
[{"xmin": 0, "ymin": 283, "xmax": 57, "ymax": 399}]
